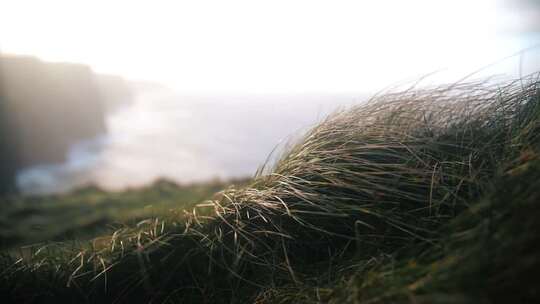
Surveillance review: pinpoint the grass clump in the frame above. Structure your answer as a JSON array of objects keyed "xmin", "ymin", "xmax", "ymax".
[
  {"xmin": 257, "ymin": 155, "xmax": 540, "ymax": 304},
  {"xmin": 1, "ymin": 75, "xmax": 539, "ymax": 303}
]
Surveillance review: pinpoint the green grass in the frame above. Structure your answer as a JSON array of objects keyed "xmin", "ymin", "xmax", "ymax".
[
  {"xmin": 0, "ymin": 178, "xmax": 249, "ymax": 250},
  {"xmin": 257, "ymin": 157, "xmax": 540, "ymax": 304},
  {"xmin": 1, "ymin": 75, "xmax": 539, "ymax": 303}
]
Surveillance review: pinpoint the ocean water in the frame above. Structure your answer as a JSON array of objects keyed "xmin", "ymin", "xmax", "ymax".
[
  {"xmin": 16, "ymin": 33, "xmax": 540, "ymax": 195},
  {"xmin": 17, "ymin": 91, "xmax": 360, "ymax": 194}
]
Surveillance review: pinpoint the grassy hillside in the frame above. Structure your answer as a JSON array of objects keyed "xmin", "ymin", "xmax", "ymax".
[
  {"xmin": 1, "ymin": 75, "xmax": 539, "ymax": 303},
  {"xmin": 0, "ymin": 179, "xmax": 248, "ymax": 250}
]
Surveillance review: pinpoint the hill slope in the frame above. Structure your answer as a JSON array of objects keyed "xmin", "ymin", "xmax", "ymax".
[{"xmin": 1, "ymin": 76, "xmax": 539, "ymax": 303}]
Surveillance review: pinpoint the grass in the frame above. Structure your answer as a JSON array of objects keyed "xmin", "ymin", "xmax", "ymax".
[
  {"xmin": 1, "ymin": 74, "xmax": 539, "ymax": 303},
  {"xmin": 0, "ymin": 178, "xmax": 248, "ymax": 250}
]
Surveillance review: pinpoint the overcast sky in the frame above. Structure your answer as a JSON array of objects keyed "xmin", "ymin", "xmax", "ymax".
[{"xmin": 1, "ymin": 0, "xmax": 539, "ymax": 93}]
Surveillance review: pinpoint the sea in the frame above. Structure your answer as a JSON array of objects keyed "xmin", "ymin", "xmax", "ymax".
[
  {"xmin": 16, "ymin": 91, "xmax": 360, "ymax": 194},
  {"xmin": 16, "ymin": 33, "xmax": 540, "ymax": 195}
]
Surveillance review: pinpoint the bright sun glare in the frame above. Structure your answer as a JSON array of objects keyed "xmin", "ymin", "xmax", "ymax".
[{"xmin": 0, "ymin": 0, "xmax": 530, "ymax": 93}]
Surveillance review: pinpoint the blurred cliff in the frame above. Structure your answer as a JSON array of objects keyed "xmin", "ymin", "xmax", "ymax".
[{"xmin": 0, "ymin": 54, "xmax": 133, "ymax": 194}]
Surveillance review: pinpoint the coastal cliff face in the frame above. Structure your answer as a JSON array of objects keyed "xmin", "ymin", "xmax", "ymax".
[
  {"xmin": 0, "ymin": 55, "xmax": 132, "ymax": 194},
  {"xmin": 95, "ymin": 74, "xmax": 134, "ymax": 111},
  {"xmin": 0, "ymin": 74, "xmax": 18, "ymax": 194}
]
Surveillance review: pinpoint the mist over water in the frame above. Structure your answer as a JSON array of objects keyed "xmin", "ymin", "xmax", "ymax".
[
  {"xmin": 17, "ymin": 91, "xmax": 359, "ymax": 194},
  {"xmin": 15, "ymin": 32, "xmax": 540, "ymax": 195}
]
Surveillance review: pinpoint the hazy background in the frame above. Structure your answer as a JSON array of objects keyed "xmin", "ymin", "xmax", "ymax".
[{"xmin": 1, "ymin": 0, "xmax": 539, "ymax": 194}]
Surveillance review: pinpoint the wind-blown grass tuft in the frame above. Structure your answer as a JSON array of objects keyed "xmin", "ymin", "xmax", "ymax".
[{"xmin": 1, "ymin": 74, "xmax": 539, "ymax": 303}]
